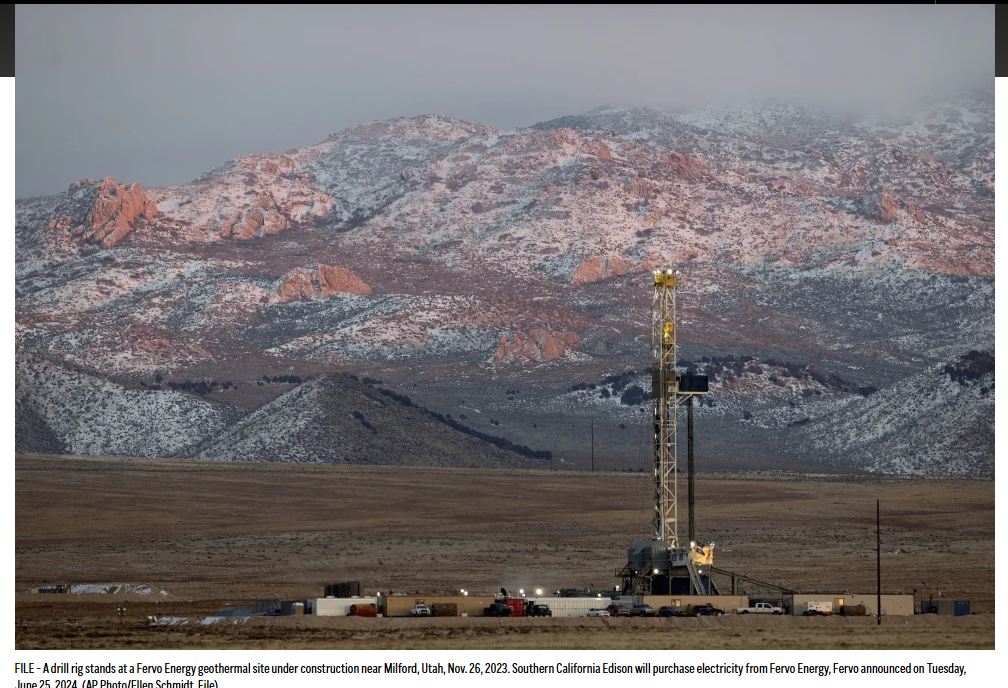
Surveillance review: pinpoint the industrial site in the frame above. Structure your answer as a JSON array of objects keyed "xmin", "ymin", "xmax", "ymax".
[
  {"xmin": 15, "ymin": 271, "xmax": 993, "ymax": 649},
  {"xmin": 14, "ymin": 7, "xmax": 995, "ymax": 651}
]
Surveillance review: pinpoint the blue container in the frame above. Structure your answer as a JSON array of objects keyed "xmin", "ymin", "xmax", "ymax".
[{"xmin": 954, "ymin": 601, "xmax": 970, "ymax": 616}]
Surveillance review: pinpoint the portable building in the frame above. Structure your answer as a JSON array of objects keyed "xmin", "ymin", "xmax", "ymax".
[
  {"xmin": 279, "ymin": 599, "xmax": 307, "ymax": 616},
  {"xmin": 311, "ymin": 597, "xmax": 377, "ymax": 616},
  {"xmin": 844, "ymin": 594, "xmax": 914, "ymax": 616},
  {"xmin": 932, "ymin": 600, "xmax": 970, "ymax": 616},
  {"xmin": 783, "ymin": 594, "xmax": 847, "ymax": 615},
  {"xmin": 382, "ymin": 595, "xmax": 495, "ymax": 617},
  {"xmin": 644, "ymin": 595, "xmax": 748, "ymax": 613},
  {"xmin": 526, "ymin": 597, "xmax": 612, "ymax": 617}
]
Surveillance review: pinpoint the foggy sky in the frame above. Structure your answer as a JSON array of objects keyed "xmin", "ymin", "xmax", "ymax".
[{"xmin": 15, "ymin": 5, "xmax": 994, "ymax": 198}]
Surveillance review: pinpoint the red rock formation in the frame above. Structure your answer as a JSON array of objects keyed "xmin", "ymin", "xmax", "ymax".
[
  {"xmin": 673, "ymin": 248, "xmax": 700, "ymax": 263},
  {"xmin": 570, "ymin": 254, "xmax": 634, "ymax": 284},
  {"xmin": 582, "ymin": 139, "xmax": 613, "ymax": 161},
  {"xmin": 873, "ymin": 186, "xmax": 900, "ymax": 223},
  {"xmin": 906, "ymin": 203, "xmax": 926, "ymax": 224},
  {"xmin": 243, "ymin": 153, "xmax": 294, "ymax": 175},
  {"xmin": 663, "ymin": 152, "xmax": 712, "ymax": 180},
  {"xmin": 274, "ymin": 264, "xmax": 371, "ymax": 301},
  {"xmin": 626, "ymin": 177, "xmax": 653, "ymax": 199},
  {"xmin": 550, "ymin": 128, "xmax": 581, "ymax": 147},
  {"xmin": 842, "ymin": 159, "xmax": 868, "ymax": 188},
  {"xmin": 51, "ymin": 177, "xmax": 158, "ymax": 248},
  {"xmin": 643, "ymin": 206, "xmax": 664, "ymax": 228},
  {"xmin": 494, "ymin": 329, "xmax": 580, "ymax": 363}
]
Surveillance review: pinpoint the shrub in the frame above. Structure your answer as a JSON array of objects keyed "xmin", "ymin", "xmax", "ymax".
[{"xmin": 620, "ymin": 385, "xmax": 648, "ymax": 406}]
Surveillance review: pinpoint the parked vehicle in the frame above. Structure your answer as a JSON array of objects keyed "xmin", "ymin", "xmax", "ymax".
[
  {"xmin": 410, "ymin": 604, "xmax": 431, "ymax": 617},
  {"xmin": 802, "ymin": 601, "xmax": 832, "ymax": 616},
  {"xmin": 527, "ymin": 604, "xmax": 553, "ymax": 617},
  {"xmin": 606, "ymin": 604, "xmax": 631, "ymax": 617},
  {"xmin": 629, "ymin": 604, "xmax": 658, "ymax": 617},
  {"xmin": 658, "ymin": 606, "xmax": 684, "ymax": 617},
  {"xmin": 484, "ymin": 602, "xmax": 513, "ymax": 617},
  {"xmin": 587, "ymin": 608, "xmax": 610, "ymax": 617},
  {"xmin": 735, "ymin": 602, "xmax": 783, "ymax": 615},
  {"xmin": 690, "ymin": 604, "xmax": 725, "ymax": 617}
]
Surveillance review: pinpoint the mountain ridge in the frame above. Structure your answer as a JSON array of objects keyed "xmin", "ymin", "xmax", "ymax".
[{"xmin": 14, "ymin": 93, "xmax": 994, "ymax": 475}]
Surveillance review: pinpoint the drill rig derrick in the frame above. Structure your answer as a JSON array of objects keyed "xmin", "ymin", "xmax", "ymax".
[{"xmin": 619, "ymin": 267, "xmax": 711, "ymax": 596}]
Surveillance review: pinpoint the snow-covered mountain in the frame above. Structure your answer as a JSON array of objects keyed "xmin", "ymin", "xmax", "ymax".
[{"xmin": 14, "ymin": 92, "xmax": 994, "ymax": 475}]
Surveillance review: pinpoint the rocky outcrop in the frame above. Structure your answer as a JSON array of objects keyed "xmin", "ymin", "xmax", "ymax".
[
  {"xmin": 494, "ymin": 329, "xmax": 580, "ymax": 363},
  {"xmin": 570, "ymin": 254, "xmax": 634, "ymax": 284},
  {"xmin": 584, "ymin": 139, "xmax": 613, "ymax": 161},
  {"xmin": 217, "ymin": 207, "xmax": 290, "ymax": 240},
  {"xmin": 643, "ymin": 206, "xmax": 664, "ymax": 228},
  {"xmin": 841, "ymin": 159, "xmax": 869, "ymax": 188},
  {"xmin": 873, "ymin": 186, "xmax": 900, "ymax": 223},
  {"xmin": 274, "ymin": 264, "xmax": 371, "ymax": 301},
  {"xmin": 906, "ymin": 203, "xmax": 926, "ymax": 224},
  {"xmin": 48, "ymin": 177, "xmax": 158, "ymax": 248},
  {"xmin": 626, "ymin": 176, "xmax": 653, "ymax": 199},
  {"xmin": 673, "ymin": 248, "xmax": 700, "ymax": 263},
  {"xmin": 663, "ymin": 151, "xmax": 712, "ymax": 181}
]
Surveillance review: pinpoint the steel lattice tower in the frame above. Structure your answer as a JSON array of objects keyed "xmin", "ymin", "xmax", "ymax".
[{"xmin": 651, "ymin": 268, "xmax": 680, "ymax": 546}]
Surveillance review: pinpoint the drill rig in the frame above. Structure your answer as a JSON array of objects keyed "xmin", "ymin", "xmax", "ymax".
[{"xmin": 619, "ymin": 268, "xmax": 714, "ymax": 595}]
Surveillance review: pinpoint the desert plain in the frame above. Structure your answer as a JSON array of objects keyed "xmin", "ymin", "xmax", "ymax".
[{"xmin": 15, "ymin": 453, "xmax": 993, "ymax": 649}]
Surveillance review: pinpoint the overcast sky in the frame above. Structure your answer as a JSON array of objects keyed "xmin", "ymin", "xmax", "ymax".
[{"xmin": 16, "ymin": 5, "xmax": 994, "ymax": 198}]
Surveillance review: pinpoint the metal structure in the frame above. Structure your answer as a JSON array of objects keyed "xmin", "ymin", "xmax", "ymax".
[
  {"xmin": 619, "ymin": 268, "xmax": 711, "ymax": 596},
  {"xmin": 650, "ymin": 268, "xmax": 709, "ymax": 547},
  {"xmin": 651, "ymin": 268, "xmax": 680, "ymax": 544}
]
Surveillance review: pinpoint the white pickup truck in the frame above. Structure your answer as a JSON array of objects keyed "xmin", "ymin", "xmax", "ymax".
[{"xmin": 735, "ymin": 602, "xmax": 783, "ymax": 615}]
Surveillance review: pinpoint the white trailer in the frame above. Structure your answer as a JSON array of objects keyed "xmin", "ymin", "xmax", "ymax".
[
  {"xmin": 311, "ymin": 597, "xmax": 377, "ymax": 616},
  {"xmin": 527, "ymin": 597, "xmax": 612, "ymax": 618}
]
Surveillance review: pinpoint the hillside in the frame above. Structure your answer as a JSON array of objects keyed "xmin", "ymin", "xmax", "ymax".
[
  {"xmin": 194, "ymin": 374, "xmax": 551, "ymax": 467},
  {"xmin": 13, "ymin": 93, "xmax": 994, "ymax": 475}
]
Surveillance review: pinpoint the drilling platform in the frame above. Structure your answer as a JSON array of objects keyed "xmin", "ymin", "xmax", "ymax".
[{"xmin": 619, "ymin": 268, "xmax": 713, "ymax": 595}]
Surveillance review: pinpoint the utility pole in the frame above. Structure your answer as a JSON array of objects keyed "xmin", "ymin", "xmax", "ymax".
[{"xmin": 877, "ymin": 499, "xmax": 881, "ymax": 626}]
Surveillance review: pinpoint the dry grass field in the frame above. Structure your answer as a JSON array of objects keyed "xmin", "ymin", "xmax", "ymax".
[{"xmin": 15, "ymin": 454, "xmax": 994, "ymax": 649}]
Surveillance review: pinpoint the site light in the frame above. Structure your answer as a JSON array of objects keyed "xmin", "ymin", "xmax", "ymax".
[
  {"xmin": 654, "ymin": 568, "xmax": 660, "ymax": 575},
  {"xmin": 690, "ymin": 541, "xmax": 696, "ymax": 547},
  {"xmin": 519, "ymin": 589, "xmax": 524, "ymax": 595},
  {"xmin": 535, "ymin": 588, "xmax": 543, "ymax": 596}
]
